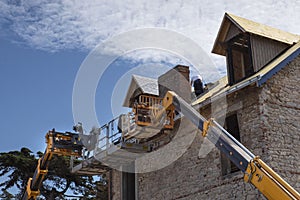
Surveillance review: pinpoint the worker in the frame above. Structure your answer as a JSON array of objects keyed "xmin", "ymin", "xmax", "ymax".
[
  {"xmin": 191, "ymin": 74, "xmax": 204, "ymax": 96},
  {"xmin": 118, "ymin": 114, "xmax": 125, "ymax": 133}
]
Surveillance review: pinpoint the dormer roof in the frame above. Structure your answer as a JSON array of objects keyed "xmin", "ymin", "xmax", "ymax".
[
  {"xmin": 123, "ymin": 75, "xmax": 159, "ymax": 107},
  {"xmin": 212, "ymin": 13, "xmax": 300, "ymax": 56}
]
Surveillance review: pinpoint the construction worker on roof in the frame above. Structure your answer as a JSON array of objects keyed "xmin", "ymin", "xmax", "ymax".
[{"xmin": 191, "ymin": 74, "xmax": 204, "ymax": 96}]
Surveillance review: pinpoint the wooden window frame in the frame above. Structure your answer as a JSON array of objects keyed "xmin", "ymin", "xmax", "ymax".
[{"xmin": 227, "ymin": 34, "xmax": 254, "ymax": 85}]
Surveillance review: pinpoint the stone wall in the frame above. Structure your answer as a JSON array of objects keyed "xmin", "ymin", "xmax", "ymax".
[
  {"xmin": 158, "ymin": 65, "xmax": 191, "ymax": 103},
  {"xmin": 110, "ymin": 55, "xmax": 300, "ymax": 199},
  {"xmin": 111, "ymin": 170, "xmax": 121, "ymax": 200},
  {"xmin": 136, "ymin": 84, "xmax": 268, "ymax": 199},
  {"xmin": 258, "ymin": 55, "xmax": 300, "ymax": 192}
]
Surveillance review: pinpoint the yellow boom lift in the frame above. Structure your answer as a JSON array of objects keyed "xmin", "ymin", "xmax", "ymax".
[{"xmin": 21, "ymin": 130, "xmax": 83, "ymax": 200}]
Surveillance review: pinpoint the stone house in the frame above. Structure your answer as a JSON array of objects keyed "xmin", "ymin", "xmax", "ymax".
[{"xmin": 73, "ymin": 13, "xmax": 300, "ymax": 199}]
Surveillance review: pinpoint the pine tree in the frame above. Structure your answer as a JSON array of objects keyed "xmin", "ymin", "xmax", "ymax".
[{"xmin": 0, "ymin": 148, "xmax": 108, "ymax": 199}]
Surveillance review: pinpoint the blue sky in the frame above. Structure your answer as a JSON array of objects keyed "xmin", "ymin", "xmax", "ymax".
[
  {"xmin": 0, "ymin": 0, "xmax": 299, "ymax": 154},
  {"xmin": 0, "ymin": 38, "xmax": 86, "ymax": 152}
]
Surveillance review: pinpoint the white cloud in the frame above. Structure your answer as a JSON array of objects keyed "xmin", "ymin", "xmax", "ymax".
[{"xmin": 1, "ymin": 0, "xmax": 299, "ymax": 74}]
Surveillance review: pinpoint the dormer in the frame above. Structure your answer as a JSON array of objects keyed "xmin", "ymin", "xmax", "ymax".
[
  {"xmin": 212, "ymin": 13, "xmax": 300, "ymax": 85},
  {"xmin": 123, "ymin": 75, "xmax": 159, "ymax": 108}
]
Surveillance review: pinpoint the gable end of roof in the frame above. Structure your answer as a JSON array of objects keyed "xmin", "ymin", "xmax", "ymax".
[{"xmin": 257, "ymin": 44, "xmax": 300, "ymax": 86}]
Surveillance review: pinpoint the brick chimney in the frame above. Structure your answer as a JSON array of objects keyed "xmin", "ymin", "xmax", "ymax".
[{"xmin": 158, "ymin": 65, "xmax": 191, "ymax": 103}]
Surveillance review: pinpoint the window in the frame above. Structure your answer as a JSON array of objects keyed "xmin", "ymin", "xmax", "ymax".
[
  {"xmin": 221, "ymin": 113, "xmax": 241, "ymax": 176},
  {"xmin": 227, "ymin": 34, "xmax": 254, "ymax": 85},
  {"xmin": 122, "ymin": 171, "xmax": 135, "ymax": 200}
]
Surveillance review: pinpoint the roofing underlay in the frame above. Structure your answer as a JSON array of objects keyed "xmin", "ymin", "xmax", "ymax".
[
  {"xmin": 192, "ymin": 41, "xmax": 300, "ymax": 107},
  {"xmin": 212, "ymin": 13, "xmax": 300, "ymax": 56},
  {"xmin": 228, "ymin": 13, "xmax": 300, "ymax": 44}
]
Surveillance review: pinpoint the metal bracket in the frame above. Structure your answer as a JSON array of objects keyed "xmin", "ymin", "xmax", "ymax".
[
  {"xmin": 26, "ymin": 178, "xmax": 40, "ymax": 199},
  {"xmin": 202, "ymin": 118, "xmax": 213, "ymax": 137},
  {"xmin": 37, "ymin": 158, "xmax": 48, "ymax": 175}
]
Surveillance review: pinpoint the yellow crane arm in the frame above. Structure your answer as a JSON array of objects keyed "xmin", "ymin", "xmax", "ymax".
[
  {"xmin": 21, "ymin": 130, "xmax": 83, "ymax": 200},
  {"xmin": 244, "ymin": 157, "xmax": 300, "ymax": 200}
]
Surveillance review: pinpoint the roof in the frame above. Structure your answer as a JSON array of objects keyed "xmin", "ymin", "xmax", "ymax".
[
  {"xmin": 123, "ymin": 75, "xmax": 159, "ymax": 107},
  {"xmin": 212, "ymin": 13, "xmax": 300, "ymax": 55},
  {"xmin": 192, "ymin": 76, "xmax": 228, "ymax": 107},
  {"xmin": 193, "ymin": 41, "xmax": 300, "ymax": 107},
  {"xmin": 133, "ymin": 75, "xmax": 159, "ymax": 95}
]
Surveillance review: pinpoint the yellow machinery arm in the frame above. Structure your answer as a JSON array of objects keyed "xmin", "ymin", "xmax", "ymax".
[
  {"xmin": 21, "ymin": 129, "xmax": 83, "ymax": 200},
  {"xmin": 244, "ymin": 157, "xmax": 300, "ymax": 200},
  {"xmin": 158, "ymin": 91, "xmax": 300, "ymax": 200}
]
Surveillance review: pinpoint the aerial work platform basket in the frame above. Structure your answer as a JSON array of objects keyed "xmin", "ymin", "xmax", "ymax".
[{"xmin": 132, "ymin": 95, "xmax": 174, "ymax": 129}]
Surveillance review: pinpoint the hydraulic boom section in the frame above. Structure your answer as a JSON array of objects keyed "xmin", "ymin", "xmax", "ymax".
[
  {"xmin": 152, "ymin": 91, "xmax": 300, "ymax": 200},
  {"xmin": 21, "ymin": 130, "xmax": 83, "ymax": 200}
]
